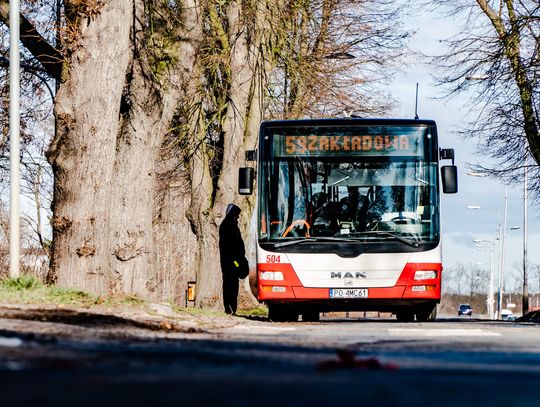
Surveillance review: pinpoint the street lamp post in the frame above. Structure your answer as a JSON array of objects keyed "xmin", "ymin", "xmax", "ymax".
[
  {"xmin": 467, "ymin": 201, "xmax": 520, "ymax": 319},
  {"xmin": 466, "ymin": 170, "xmax": 511, "ymax": 320},
  {"xmin": 473, "ymin": 239, "xmax": 496, "ymax": 319},
  {"xmin": 466, "ymin": 202, "xmax": 505, "ymax": 319},
  {"xmin": 522, "ymin": 158, "xmax": 529, "ymax": 315},
  {"xmin": 499, "ymin": 185, "xmax": 508, "ymax": 319},
  {"xmin": 4, "ymin": 3, "xmax": 58, "ymax": 281},
  {"xmin": 9, "ymin": 0, "xmax": 21, "ymax": 279}
]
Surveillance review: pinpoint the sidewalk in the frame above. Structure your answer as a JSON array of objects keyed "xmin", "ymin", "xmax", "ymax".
[{"xmin": 0, "ymin": 302, "xmax": 265, "ymax": 342}]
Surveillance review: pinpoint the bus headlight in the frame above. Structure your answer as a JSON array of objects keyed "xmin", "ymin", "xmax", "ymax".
[
  {"xmin": 414, "ymin": 270, "xmax": 437, "ymax": 280},
  {"xmin": 260, "ymin": 271, "xmax": 284, "ymax": 281}
]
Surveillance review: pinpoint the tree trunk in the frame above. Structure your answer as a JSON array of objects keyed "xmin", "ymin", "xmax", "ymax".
[
  {"xmin": 151, "ymin": 1, "xmax": 204, "ymax": 304},
  {"xmin": 48, "ymin": 0, "xmax": 205, "ymax": 301},
  {"xmin": 191, "ymin": 0, "xmax": 272, "ymax": 307},
  {"xmin": 188, "ymin": 126, "xmax": 220, "ymax": 307},
  {"xmin": 476, "ymin": 0, "xmax": 540, "ymax": 167},
  {"xmin": 47, "ymin": 1, "xmax": 133, "ymax": 293},
  {"xmin": 108, "ymin": 60, "xmax": 165, "ymax": 298},
  {"xmin": 154, "ymin": 141, "xmax": 198, "ymax": 304},
  {"xmin": 109, "ymin": 0, "xmax": 202, "ymax": 299}
]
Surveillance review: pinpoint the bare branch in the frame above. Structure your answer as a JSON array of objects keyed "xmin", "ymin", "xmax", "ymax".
[{"xmin": 0, "ymin": 0, "xmax": 62, "ymax": 80}]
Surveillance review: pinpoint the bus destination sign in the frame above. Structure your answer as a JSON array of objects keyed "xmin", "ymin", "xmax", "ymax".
[{"xmin": 276, "ymin": 134, "xmax": 421, "ymax": 157}]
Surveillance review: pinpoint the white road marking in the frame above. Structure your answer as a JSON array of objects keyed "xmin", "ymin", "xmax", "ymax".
[
  {"xmin": 0, "ymin": 336, "xmax": 24, "ymax": 347},
  {"xmin": 227, "ymin": 325, "xmax": 296, "ymax": 334},
  {"xmin": 389, "ymin": 328, "xmax": 501, "ymax": 337}
]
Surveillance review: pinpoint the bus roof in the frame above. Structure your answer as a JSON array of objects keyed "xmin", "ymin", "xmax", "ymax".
[{"xmin": 260, "ymin": 118, "xmax": 437, "ymax": 128}]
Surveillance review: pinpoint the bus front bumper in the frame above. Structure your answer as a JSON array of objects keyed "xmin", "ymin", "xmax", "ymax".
[{"xmin": 257, "ymin": 262, "xmax": 442, "ymax": 303}]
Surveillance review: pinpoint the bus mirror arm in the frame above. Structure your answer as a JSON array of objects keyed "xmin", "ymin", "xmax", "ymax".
[
  {"xmin": 439, "ymin": 148, "xmax": 454, "ymax": 163},
  {"xmin": 245, "ymin": 150, "xmax": 257, "ymax": 161}
]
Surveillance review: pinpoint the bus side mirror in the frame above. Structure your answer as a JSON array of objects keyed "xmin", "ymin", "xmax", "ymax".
[
  {"xmin": 441, "ymin": 165, "xmax": 458, "ymax": 194},
  {"xmin": 239, "ymin": 167, "xmax": 254, "ymax": 195}
]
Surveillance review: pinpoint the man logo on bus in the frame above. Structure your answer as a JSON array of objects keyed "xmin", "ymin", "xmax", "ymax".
[{"xmin": 331, "ymin": 272, "xmax": 367, "ymax": 279}]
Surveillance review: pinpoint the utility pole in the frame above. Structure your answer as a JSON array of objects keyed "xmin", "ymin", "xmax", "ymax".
[
  {"xmin": 522, "ymin": 158, "xmax": 529, "ymax": 315},
  {"xmin": 9, "ymin": 0, "xmax": 21, "ymax": 279},
  {"xmin": 497, "ymin": 185, "xmax": 508, "ymax": 319},
  {"xmin": 488, "ymin": 243, "xmax": 494, "ymax": 319}
]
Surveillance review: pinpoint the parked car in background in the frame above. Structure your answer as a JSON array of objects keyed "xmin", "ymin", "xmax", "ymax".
[
  {"xmin": 501, "ymin": 309, "xmax": 513, "ymax": 320},
  {"xmin": 458, "ymin": 304, "xmax": 472, "ymax": 316}
]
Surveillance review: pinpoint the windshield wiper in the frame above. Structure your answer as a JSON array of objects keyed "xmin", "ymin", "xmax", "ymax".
[
  {"xmin": 269, "ymin": 236, "xmax": 363, "ymax": 249},
  {"xmin": 343, "ymin": 231, "xmax": 420, "ymax": 248}
]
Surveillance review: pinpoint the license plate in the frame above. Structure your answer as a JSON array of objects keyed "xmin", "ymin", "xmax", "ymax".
[{"xmin": 329, "ymin": 288, "xmax": 368, "ymax": 298}]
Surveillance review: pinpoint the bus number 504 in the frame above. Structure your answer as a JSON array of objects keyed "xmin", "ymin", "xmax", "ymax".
[{"xmin": 266, "ymin": 255, "xmax": 281, "ymax": 264}]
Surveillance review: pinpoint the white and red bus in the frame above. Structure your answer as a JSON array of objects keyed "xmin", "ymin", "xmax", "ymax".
[{"xmin": 239, "ymin": 118, "xmax": 457, "ymax": 322}]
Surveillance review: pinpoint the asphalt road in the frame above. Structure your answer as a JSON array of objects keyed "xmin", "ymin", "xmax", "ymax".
[{"xmin": 1, "ymin": 313, "xmax": 539, "ymax": 406}]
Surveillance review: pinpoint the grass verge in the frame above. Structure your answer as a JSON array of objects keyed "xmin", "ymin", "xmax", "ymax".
[
  {"xmin": 0, "ymin": 275, "xmax": 268, "ymax": 319},
  {"xmin": 0, "ymin": 275, "xmax": 144, "ymax": 308}
]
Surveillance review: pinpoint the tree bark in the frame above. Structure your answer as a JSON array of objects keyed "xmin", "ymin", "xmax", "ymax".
[
  {"xmin": 48, "ymin": 0, "xmax": 206, "ymax": 300},
  {"xmin": 108, "ymin": 0, "xmax": 202, "ymax": 299},
  {"xmin": 191, "ymin": 0, "xmax": 271, "ymax": 307},
  {"xmin": 47, "ymin": 0, "xmax": 133, "ymax": 293},
  {"xmin": 153, "ymin": 141, "xmax": 198, "ymax": 304}
]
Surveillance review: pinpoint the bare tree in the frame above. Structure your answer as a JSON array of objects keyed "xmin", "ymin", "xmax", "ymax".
[
  {"xmin": 424, "ymin": 0, "xmax": 540, "ymax": 196},
  {"xmin": 0, "ymin": 1, "xmax": 55, "ymax": 271},
  {"xmin": 267, "ymin": 0, "xmax": 410, "ymax": 119}
]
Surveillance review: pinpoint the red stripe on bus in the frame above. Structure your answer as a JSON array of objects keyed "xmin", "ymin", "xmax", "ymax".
[{"xmin": 257, "ymin": 262, "xmax": 442, "ymax": 301}]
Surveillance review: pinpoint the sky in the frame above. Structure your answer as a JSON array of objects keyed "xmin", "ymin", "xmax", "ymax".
[{"xmin": 386, "ymin": 7, "xmax": 540, "ymax": 284}]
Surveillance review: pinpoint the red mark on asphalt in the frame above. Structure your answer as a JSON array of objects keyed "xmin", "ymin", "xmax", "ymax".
[{"xmin": 317, "ymin": 349, "xmax": 398, "ymax": 372}]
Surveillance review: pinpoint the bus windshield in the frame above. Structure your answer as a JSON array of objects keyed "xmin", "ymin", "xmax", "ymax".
[{"xmin": 258, "ymin": 124, "xmax": 440, "ymax": 251}]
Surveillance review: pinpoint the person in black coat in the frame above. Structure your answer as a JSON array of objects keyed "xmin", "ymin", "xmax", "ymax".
[{"xmin": 219, "ymin": 203, "xmax": 245, "ymax": 315}]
